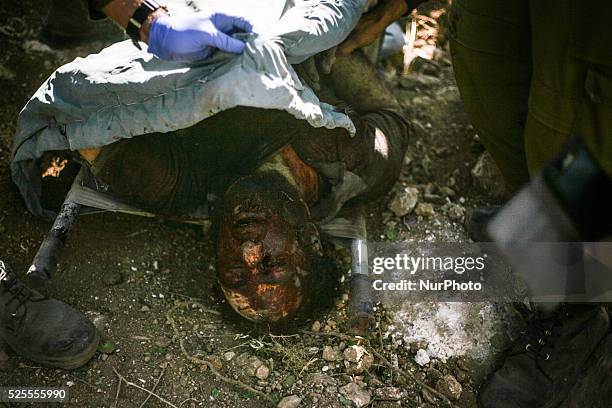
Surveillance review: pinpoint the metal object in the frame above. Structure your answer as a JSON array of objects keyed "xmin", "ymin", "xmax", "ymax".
[
  {"xmin": 26, "ymin": 199, "xmax": 81, "ymax": 289},
  {"xmin": 347, "ymin": 238, "xmax": 375, "ymax": 336}
]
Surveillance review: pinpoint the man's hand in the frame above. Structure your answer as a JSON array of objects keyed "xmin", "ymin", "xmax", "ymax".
[
  {"xmin": 337, "ymin": 0, "xmax": 410, "ymax": 57},
  {"xmin": 101, "ymin": 0, "xmax": 252, "ymax": 62},
  {"xmin": 147, "ymin": 12, "xmax": 253, "ymax": 62}
]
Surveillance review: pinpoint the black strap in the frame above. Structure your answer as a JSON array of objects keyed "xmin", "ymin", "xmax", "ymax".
[{"xmin": 126, "ymin": 0, "xmax": 163, "ymax": 50}]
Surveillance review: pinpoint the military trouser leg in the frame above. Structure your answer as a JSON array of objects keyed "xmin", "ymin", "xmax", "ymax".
[
  {"xmin": 526, "ymin": 0, "xmax": 612, "ymax": 178},
  {"xmin": 448, "ymin": 0, "xmax": 532, "ymax": 191}
]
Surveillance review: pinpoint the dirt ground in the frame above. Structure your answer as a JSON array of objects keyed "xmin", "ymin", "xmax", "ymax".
[{"xmin": 0, "ymin": 1, "xmax": 520, "ymax": 407}]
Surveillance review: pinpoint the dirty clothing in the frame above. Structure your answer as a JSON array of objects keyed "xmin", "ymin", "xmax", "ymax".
[
  {"xmin": 14, "ymin": 0, "xmax": 368, "ymax": 221},
  {"xmin": 449, "ymin": 0, "xmax": 612, "ymax": 190},
  {"xmin": 89, "ymin": 105, "xmax": 409, "ymax": 221}
]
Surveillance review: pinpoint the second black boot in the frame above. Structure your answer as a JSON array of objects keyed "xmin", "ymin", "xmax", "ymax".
[{"xmin": 0, "ymin": 261, "xmax": 99, "ymax": 369}]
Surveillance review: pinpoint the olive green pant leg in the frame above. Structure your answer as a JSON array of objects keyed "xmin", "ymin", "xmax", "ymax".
[
  {"xmin": 448, "ymin": 0, "xmax": 531, "ymax": 190},
  {"xmin": 526, "ymin": 0, "xmax": 612, "ymax": 177}
]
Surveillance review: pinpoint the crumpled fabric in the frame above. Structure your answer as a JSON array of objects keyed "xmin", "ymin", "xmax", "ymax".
[{"xmin": 12, "ymin": 0, "xmax": 367, "ymax": 220}]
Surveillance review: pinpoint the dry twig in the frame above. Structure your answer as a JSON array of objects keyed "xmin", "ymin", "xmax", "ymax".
[
  {"xmin": 368, "ymin": 348, "xmax": 458, "ymax": 408},
  {"xmin": 113, "ymin": 368, "xmax": 178, "ymax": 408},
  {"xmin": 139, "ymin": 366, "xmax": 166, "ymax": 408},
  {"xmin": 166, "ymin": 302, "xmax": 275, "ymax": 406}
]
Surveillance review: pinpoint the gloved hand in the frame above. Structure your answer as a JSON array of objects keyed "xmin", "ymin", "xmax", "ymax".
[{"xmin": 148, "ymin": 11, "xmax": 253, "ymax": 62}]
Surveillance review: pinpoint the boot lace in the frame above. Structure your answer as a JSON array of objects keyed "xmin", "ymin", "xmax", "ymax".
[
  {"xmin": 511, "ymin": 304, "xmax": 565, "ymax": 378},
  {"xmin": 1, "ymin": 261, "xmax": 32, "ymax": 331}
]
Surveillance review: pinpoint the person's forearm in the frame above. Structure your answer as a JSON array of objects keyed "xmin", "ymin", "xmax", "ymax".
[
  {"xmin": 375, "ymin": 0, "xmax": 409, "ymax": 25},
  {"xmin": 101, "ymin": 0, "xmax": 166, "ymax": 43}
]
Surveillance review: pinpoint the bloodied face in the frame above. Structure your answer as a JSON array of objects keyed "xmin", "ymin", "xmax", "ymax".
[{"xmin": 216, "ymin": 172, "xmax": 322, "ymax": 322}]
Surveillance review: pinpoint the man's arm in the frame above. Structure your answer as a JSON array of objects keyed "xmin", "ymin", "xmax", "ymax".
[
  {"xmin": 338, "ymin": 0, "xmax": 427, "ymax": 56},
  {"xmin": 99, "ymin": 0, "xmax": 163, "ymax": 43}
]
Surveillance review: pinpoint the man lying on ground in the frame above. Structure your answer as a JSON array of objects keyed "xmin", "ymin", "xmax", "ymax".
[{"xmin": 1, "ymin": 51, "xmax": 409, "ymax": 369}]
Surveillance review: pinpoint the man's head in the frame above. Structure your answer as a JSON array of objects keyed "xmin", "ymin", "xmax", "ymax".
[{"xmin": 216, "ymin": 171, "xmax": 323, "ymax": 322}]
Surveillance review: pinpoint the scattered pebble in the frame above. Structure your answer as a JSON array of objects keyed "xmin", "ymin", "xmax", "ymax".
[
  {"xmin": 414, "ymin": 349, "xmax": 431, "ymax": 366},
  {"xmin": 255, "ymin": 365, "xmax": 270, "ymax": 380},
  {"xmin": 322, "ymin": 346, "xmax": 342, "ymax": 362},
  {"xmin": 343, "ymin": 345, "xmax": 366, "ymax": 363},
  {"xmin": 435, "ymin": 374, "xmax": 463, "ymax": 401},
  {"xmin": 388, "ymin": 186, "xmax": 419, "ymax": 217},
  {"xmin": 339, "ymin": 382, "xmax": 371, "ymax": 408},
  {"xmin": 415, "ymin": 202, "xmax": 435, "ymax": 218},
  {"xmin": 277, "ymin": 395, "xmax": 301, "ymax": 408}
]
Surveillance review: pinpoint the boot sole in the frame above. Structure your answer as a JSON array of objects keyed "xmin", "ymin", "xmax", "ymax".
[{"xmin": 3, "ymin": 329, "xmax": 100, "ymax": 370}]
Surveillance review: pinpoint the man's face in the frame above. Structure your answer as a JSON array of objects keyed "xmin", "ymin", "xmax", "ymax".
[{"xmin": 216, "ymin": 175, "xmax": 318, "ymax": 322}]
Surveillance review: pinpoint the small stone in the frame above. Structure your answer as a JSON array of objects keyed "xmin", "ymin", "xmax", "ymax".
[
  {"xmin": 223, "ymin": 351, "xmax": 236, "ymax": 361},
  {"xmin": 446, "ymin": 204, "xmax": 466, "ymax": 221},
  {"xmin": 311, "ymin": 321, "xmax": 321, "ymax": 332},
  {"xmin": 102, "ymin": 271, "xmax": 123, "ymax": 286},
  {"xmin": 345, "ymin": 353, "xmax": 374, "ymax": 375},
  {"xmin": 343, "ymin": 345, "xmax": 366, "ymax": 363},
  {"xmin": 306, "ymin": 347, "xmax": 319, "ymax": 356},
  {"xmin": 414, "ymin": 349, "xmax": 430, "ymax": 366},
  {"xmin": 339, "ymin": 382, "xmax": 371, "ymax": 408},
  {"xmin": 472, "ymin": 151, "xmax": 508, "ymax": 200},
  {"xmin": 435, "ymin": 374, "xmax": 463, "ymax": 401},
  {"xmin": 283, "ymin": 374, "xmax": 297, "ymax": 388},
  {"xmin": 308, "ymin": 373, "xmax": 337, "ymax": 386},
  {"xmin": 322, "ymin": 346, "xmax": 342, "ymax": 362},
  {"xmin": 235, "ymin": 353, "xmax": 264, "ymax": 376},
  {"xmin": 410, "ymin": 339, "xmax": 429, "ymax": 353},
  {"xmin": 208, "ymin": 356, "xmax": 223, "ymax": 370},
  {"xmin": 155, "ymin": 337, "xmax": 172, "ymax": 348},
  {"xmin": 388, "ymin": 187, "xmax": 419, "ymax": 217},
  {"xmin": 277, "ymin": 395, "xmax": 301, "ymax": 408},
  {"xmin": 256, "ymin": 365, "xmax": 270, "ymax": 380},
  {"xmin": 415, "ymin": 202, "xmax": 435, "ymax": 218},
  {"xmin": 455, "ymin": 369, "xmax": 469, "ymax": 384},
  {"xmin": 374, "ymin": 387, "xmax": 402, "ymax": 400},
  {"xmin": 426, "ymin": 367, "xmax": 443, "ymax": 382}
]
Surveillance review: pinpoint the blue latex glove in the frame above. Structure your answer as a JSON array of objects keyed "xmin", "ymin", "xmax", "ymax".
[{"xmin": 148, "ymin": 11, "xmax": 253, "ymax": 62}]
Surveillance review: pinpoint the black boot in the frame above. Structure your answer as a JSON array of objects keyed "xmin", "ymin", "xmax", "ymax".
[
  {"xmin": 479, "ymin": 304, "xmax": 610, "ymax": 408},
  {"xmin": 0, "ymin": 261, "xmax": 99, "ymax": 369}
]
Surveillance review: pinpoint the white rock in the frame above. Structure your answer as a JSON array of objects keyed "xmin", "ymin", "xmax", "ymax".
[
  {"xmin": 322, "ymin": 346, "xmax": 342, "ymax": 362},
  {"xmin": 343, "ymin": 345, "xmax": 366, "ymax": 363},
  {"xmin": 255, "ymin": 364, "xmax": 270, "ymax": 380},
  {"xmin": 388, "ymin": 187, "xmax": 419, "ymax": 217},
  {"xmin": 471, "ymin": 151, "xmax": 508, "ymax": 200},
  {"xmin": 414, "ymin": 349, "xmax": 431, "ymax": 366},
  {"xmin": 339, "ymin": 382, "xmax": 371, "ymax": 408},
  {"xmin": 277, "ymin": 395, "xmax": 302, "ymax": 408},
  {"xmin": 415, "ymin": 202, "xmax": 435, "ymax": 218},
  {"xmin": 435, "ymin": 374, "xmax": 463, "ymax": 401}
]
